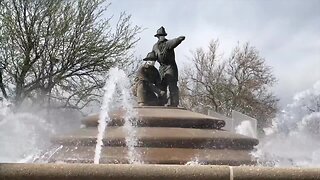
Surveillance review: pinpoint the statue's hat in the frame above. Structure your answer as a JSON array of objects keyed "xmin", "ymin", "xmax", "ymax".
[
  {"xmin": 143, "ymin": 51, "xmax": 157, "ymax": 61},
  {"xmin": 154, "ymin": 26, "xmax": 167, "ymax": 37}
]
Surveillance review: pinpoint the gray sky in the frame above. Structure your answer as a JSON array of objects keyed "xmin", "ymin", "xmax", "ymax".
[{"xmin": 107, "ymin": 0, "xmax": 320, "ymax": 107}]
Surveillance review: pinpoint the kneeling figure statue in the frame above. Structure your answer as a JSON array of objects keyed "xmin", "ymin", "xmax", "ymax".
[{"xmin": 133, "ymin": 52, "xmax": 165, "ymax": 106}]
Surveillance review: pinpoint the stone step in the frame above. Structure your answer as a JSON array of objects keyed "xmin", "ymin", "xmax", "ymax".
[
  {"xmin": 49, "ymin": 146, "xmax": 255, "ymax": 166},
  {"xmin": 52, "ymin": 127, "xmax": 258, "ymax": 150},
  {"xmin": 83, "ymin": 106, "xmax": 225, "ymax": 129}
]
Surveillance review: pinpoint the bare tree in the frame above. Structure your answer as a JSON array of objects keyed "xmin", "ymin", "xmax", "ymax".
[
  {"xmin": 180, "ymin": 40, "xmax": 278, "ymax": 128},
  {"xmin": 225, "ymin": 43, "xmax": 278, "ymax": 127},
  {"xmin": 0, "ymin": 0, "xmax": 141, "ymax": 109},
  {"xmin": 180, "ymin": 40, "xmax": 226, "ymax": 114}
]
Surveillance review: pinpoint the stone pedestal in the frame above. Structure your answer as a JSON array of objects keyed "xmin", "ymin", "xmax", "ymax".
[{"xmin": 47, "ymin": 106, "xmax": 258, "ymax": 165}]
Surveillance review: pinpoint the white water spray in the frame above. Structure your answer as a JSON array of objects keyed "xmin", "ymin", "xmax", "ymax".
[
  {"xmin": 0, "ymin": 98, "xmax": 82, "ymax": 163},
  {"xmin": 185, "ymin": 157, "xmax": 203, "ymax": 165},
  {"xmin": 94, "ymin": 68, "xmax": 120, "ymax": 164},
  {"xmin": 120, "ymin": 77, "xmax": 142, "ymax": 164},
  {"xmin": 94, "ymin": 67, "xmax": 140, "ymax": 164},
  {"xmin": 235, "ymin": 120, "xmax": 257, "ymax": 138},
  {"xmin": 0, "ymin": 112, "xmax": 54, "ymax": 163},
  {"xmin": 254, "ymin": 81, "xmax": 320, "ymax": 167}
]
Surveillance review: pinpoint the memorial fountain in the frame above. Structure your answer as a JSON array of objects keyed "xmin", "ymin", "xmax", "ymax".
[
  {"xmin": 1, "ymin": 69, "xmax": 320, "ymax": 179},
  {"xmin": 43, "ymin": 67, "xmax": 258, "ymax": 165}
]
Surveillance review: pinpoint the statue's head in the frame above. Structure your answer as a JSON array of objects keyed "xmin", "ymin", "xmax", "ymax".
[
  {"xmin": 145, "ymin": 61, "xmax": 156, "ymax": 67},
  {"xmin": 143, "ymin": 51, "xmax": 157, "ymax": 61},
  {"xmin": 143, "ymin": 51, "xmax": 157, "ymax": 67},
  {"xmin": 154, "ymin": 26, "xmax": 167, "ymax": 37}
]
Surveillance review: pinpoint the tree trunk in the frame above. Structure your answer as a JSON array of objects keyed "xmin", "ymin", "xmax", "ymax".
[{"xmin": 0, "ymin": 68, "xmax": 8, "ymax": 99}]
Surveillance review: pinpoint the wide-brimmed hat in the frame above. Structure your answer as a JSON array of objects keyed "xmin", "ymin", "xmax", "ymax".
[
  {"xmin": 154, "ymin": 26, "xmax": 167, "ymax": 37},
  {"xmin": 143, "ymin": 51, "xmax": 157, "ymax": 61}
]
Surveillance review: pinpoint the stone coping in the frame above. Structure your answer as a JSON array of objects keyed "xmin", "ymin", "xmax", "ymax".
[
  {"xmin": 48, "ymin": 146, "xmax": 255, "ymax": 165},
  {"xmin": 52, "ymin": 127, "xmax": 258, "ymax": 149},
  {"xmin": 82, "ymin": 107, "xmax": 225, "ymax": 129},
  {"xmin": 1, "ymin": 163, "xmax": 320, "ymax": 180}
]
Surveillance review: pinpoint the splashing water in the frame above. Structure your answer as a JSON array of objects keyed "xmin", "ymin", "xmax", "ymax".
[
  {"xmin": 0, "ymin": 112, "xmax": 54, "ymax": 163},
  {"xmin": 94, "ymin": 67, "xmax": 140, "ymax": 164},
  {"xmin": 93, "ymin": 68, "xmax": 118, "ymax": 164},
  {"xmin": 185, "ymin": 157, "xmax": 203, "ymax": 165},
  {"xmin": 0, "ymin": 98, "xmax": 81, "ymax": 163},
  {"xmin": 120, "ymin": 77, "xmax": 142, "ymax": 164},
  {"xmin": 35, "ymin": 145, "xmax": 64, "ymax": 163},
  {"xmin": 235, "ymin": 120, "xmax": 257, "ymax": 138},
  {"xmin": 254, "ymin": 81, "xmax": 320, "ymax": 167}
]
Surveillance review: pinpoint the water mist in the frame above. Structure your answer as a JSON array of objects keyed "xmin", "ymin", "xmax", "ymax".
[
  {"xmin": 0, "ymin": 110, "xmax": 54, "ymax": 163},
  {"xmin": 253, "ymin": 81, "xmax": 320, "ymax": 167}
]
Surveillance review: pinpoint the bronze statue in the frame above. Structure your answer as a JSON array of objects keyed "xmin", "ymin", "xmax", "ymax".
[
  {"xmin": 133, "ymin": 52, "xmax": 165, "ymax": 106},
  {"xmin": 152, "ymin": 26, "xmax": 185, "ymax": 107}
]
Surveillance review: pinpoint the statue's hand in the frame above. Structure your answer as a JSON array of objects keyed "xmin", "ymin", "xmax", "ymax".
[
  {"xmin": 160, "ymin": 91, "xmax": 166, "ymax": 97},
  {"xmin": 178, "ymin": 36, "xmax": 185, "ymax": 41}
]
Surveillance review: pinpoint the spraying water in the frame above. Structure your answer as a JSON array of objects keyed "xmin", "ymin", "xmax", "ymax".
[
  {"xmin": 94, "ymin": 67, "xmax": 140, "ymax": 164},
  {"xmin": 120, "ymin": 78, "xmax": 142, "ymax": 164},
  {"xmin": 0, "ymin": 111, "xmax": 54, "ymax": 163},
  {"xmin": 254, "ymin": 81, "xmax": 320, "ymax": 167},
  {"xmin": 235, "ymin": 120, "xmax": 257, "ymax": 138},
  {"xmin": 0, "ymin": 96, "xmax": 85, "ymax": 163},
  {"xmin": 185, "ymin": 157, "xmax": 203, "ymax": 165}
]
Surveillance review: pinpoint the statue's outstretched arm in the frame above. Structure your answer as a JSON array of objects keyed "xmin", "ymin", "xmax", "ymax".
[{"xmin": 167, "ymin": 36, "xmax": 185, "ymax": 49}]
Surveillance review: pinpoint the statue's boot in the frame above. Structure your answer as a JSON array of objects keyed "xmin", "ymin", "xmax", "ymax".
[
  {"xmin": 168, "ymin": 81, "xmax": 179, "ymax": 107},
  {"xmin": 168, "ymin": 91, "xmax": 179, "ymax": 107}
]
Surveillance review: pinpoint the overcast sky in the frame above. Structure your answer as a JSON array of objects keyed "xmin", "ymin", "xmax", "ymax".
[{"xmin": 107, "ymin": 0, "xmax": 320, "ymax": 107}]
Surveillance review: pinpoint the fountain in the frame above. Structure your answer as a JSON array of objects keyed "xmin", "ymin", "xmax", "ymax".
[
  {"xmin": 41, "ymin": 67, "xmax": 257, "ymax": 165},
  {"xmin": 2, "ymin": 73, "xmax": 320, "ymax": 179}
]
